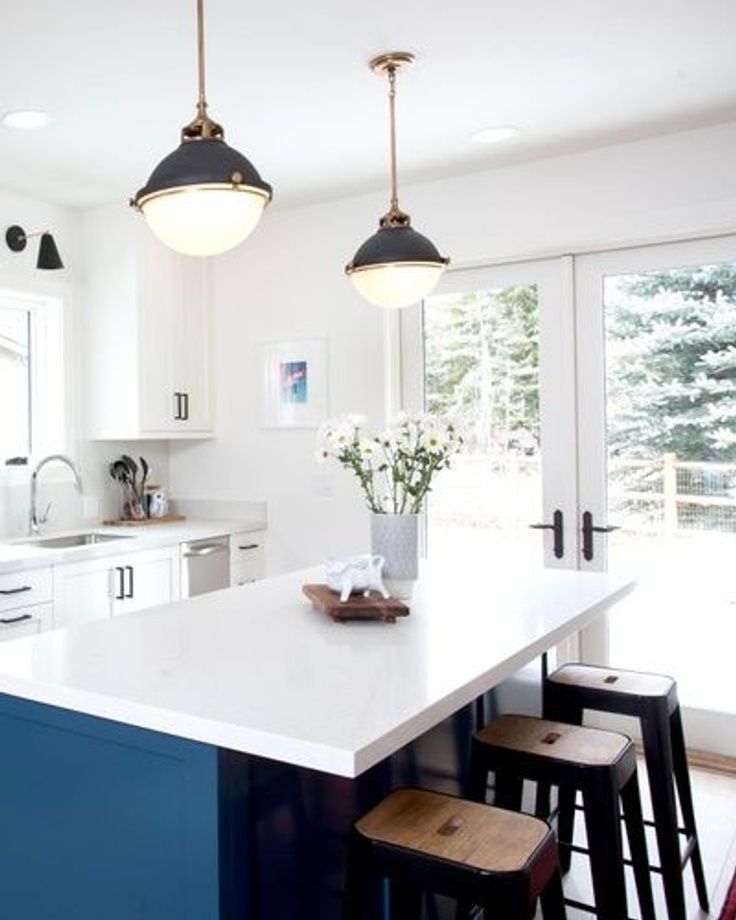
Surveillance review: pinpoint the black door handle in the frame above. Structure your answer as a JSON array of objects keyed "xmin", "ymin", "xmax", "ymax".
[
  {"xmin": 529, "ymin": 509, "xmax": 564, "ymax": 559},
  {"xmin": 182, "ymin": 393, "xmax": 189, "ymax": 421},
  {"xmin": 115, "ymin": 566, "xmax": 125, "ymax": 600},
  {"xmin": 0, "ymin": 585, "xmax": 32, "ymax": 596},
  {"xmin": 581, "ymin": 511, "xmax": 620, "ymax": 561},
  {"xmin": 125, "ymin": 566, "xmax": 134, "ymax": 599}
]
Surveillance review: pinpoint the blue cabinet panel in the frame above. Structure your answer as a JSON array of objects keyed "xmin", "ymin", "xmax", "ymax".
[{"xmin": 0, "ymin": 694, "xmax": 232, "ymax": 920}]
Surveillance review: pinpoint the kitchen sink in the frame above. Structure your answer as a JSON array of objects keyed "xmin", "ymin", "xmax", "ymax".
[{"xmin": 25, "ymin": 533, "xmax": 133, "ymax": 549}]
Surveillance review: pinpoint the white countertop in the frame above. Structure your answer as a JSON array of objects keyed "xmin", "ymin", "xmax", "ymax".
[
  {"xmin": 0, "ymin": 562, "xmax": 634, "ymax": 777},
  {"xmin": 0, "ymin": 517, "xmax": 266, "ymax": 574}
]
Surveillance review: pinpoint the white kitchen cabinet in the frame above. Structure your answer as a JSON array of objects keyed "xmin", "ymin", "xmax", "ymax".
[
  {"xmin": 0, "ymin": 567, "xmax": 52, "ymax": 614},
  {"xmin": 230, "ymin": 531, "xmax": 266, "ymax": 586},
  {"xmin": 111, "ymin": 546, "xmax": 179, "ymax": 616},
  {"xmin": 53, "ymin": 556, "xmax": 116, "ymax": 628},
  {"xmin": 54, "ymin": 546, "xmax": 179, "ymax": 628},
  {"xmin": 83, "ymin": 203, "xmax": 213, "ymax": 440},
  {"xmin": 0, "ymin": 602, "xmax": 53, "ymax": 642}
]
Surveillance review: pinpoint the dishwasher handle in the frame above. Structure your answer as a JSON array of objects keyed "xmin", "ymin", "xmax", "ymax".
[{"xmin": 182, "ymin": 543, "xmax": 229, "ymax": 558}]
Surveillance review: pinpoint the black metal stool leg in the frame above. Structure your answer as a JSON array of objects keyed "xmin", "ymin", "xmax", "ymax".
[
  {"xmin": 342, "ymin": 831, "xmax": 369, "ymax": 920},
  {"xmin": 467, "ymin": 744, "xmax": 490, "ymax": 803},
  {"xmin": 539, "ymin": 866, "xmax": 567, "ymax": 920},
  {"xmin": 620, "ymin": 771, "xmax": 656, "ymax": 920},
  {"xmin": 641, "ymin": 703, "xmax": 688, "ymax": 920},
  {"xmin": 494, "ymin": 770, "xmax": 524, "ymax": 811},
  {"xmin": 670, "ymin": 706, "xmax": 710, "ymax": 912},
  {"xmin": 388, "ymin": 877, "xmax": 422, "ymax": 920},
  {"xmin": 555, "ymin": 785, "xmax": 577, "ymax": 874},
  {"xmin": 582, "ymin": 778, "xmax": 628, "ymax": 920}
]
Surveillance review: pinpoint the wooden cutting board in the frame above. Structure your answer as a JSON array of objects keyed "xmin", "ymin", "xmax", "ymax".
[
  {"xmin": 302, "ymin": 583, "xmax": 409, "ymax": 623},
  {"xmin": 102, "ymin": 514, "xmax": 186, "ymax": 527}
]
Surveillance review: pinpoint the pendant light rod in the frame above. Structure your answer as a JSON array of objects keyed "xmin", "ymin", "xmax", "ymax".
[
  {"xmin": 387, "ymin": 65, "xmax": 399, "ymax": 214},
  {"xmin": 370, "ymin": 52, "xmax": 414, "ymax": 226},
  {"xmin": 196, "ymin": 0, "xmax": 207, "ymax": 111}
]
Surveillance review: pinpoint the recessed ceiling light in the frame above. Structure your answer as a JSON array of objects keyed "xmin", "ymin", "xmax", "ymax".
[
  {"xmin": 472, "ymin": 125, "xmax": 521, "ymax": 145},
  {"xmin": 2, "ymin": 110, "xmax": 52, "ymax": 130}
]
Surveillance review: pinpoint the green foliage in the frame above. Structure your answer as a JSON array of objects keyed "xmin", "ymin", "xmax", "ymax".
[
  {"xmin": 425, "ymin": 285, "xmax": 539, "ymax": 454},
  {"xmin": 606, "ymin": 264, "xmax": 736, "ymax": 461}
]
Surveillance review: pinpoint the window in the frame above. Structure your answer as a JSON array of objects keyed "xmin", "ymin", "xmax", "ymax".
[{"xmin": 0, "ymin": 290, "xmax": 64, "ymax": 463}]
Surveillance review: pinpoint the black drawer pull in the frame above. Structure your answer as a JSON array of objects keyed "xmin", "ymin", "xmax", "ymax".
[
  {"xmin": 0, "ymin": 585, "xmax": 32, "ymax": 596},
  {"xmin": 238, "ymin": 544, "xmax": 259, "ymax": 551},
  {"xmin": 0, "ymin": 613, "xmax": 33, "ymax": 625}
]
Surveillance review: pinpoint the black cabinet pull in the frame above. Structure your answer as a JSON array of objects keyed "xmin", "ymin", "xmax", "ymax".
[
  {"xmin": 182, "ymin": 393, "xmax": 189, "ymax": 421},
  {"xmin": 0, "ymin": 613, "xmax": 33, "ymax": 625},
  {"xmin": 238, "ymin": 544, "xmax": 259, "ymax": 551},
  {"xmin": 174, "ymin": 392, "xmax": 183, "ymax": 420},
  {"xmin": 115, "ymin": 566, "xmax": 125, "ymax": 600},
  {"xmin": 581, "ymin": 511, "xmax": 620, "ymax": 561},
  {"xmin": 529, "ymin": 510, "xmax": 564, "ymax": 559},
  {"xmin": 0, "ymin": 585, "xmax": 32, "ymax": 596},
  {"xmin": 125, "ymin": 566, "xmax": 134, "ymax": 599}
]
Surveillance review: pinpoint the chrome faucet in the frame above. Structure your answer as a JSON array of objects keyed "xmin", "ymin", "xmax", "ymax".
[{"xmin": 30, "ymin": 454, "xmax": 84, "ymax": 535}]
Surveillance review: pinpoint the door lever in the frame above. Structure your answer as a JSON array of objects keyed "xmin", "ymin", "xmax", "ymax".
[
  {"xmin": 581, "ymin": 511, "xmax": 620, "ymax": 561},
  {"xmin": 529, "ymin": 509, "xmax": 564, "ymax": 559}
]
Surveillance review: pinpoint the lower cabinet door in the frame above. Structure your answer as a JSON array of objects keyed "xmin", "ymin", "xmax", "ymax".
[
  {"xmin": 112, "ymin": 546, "xmax": 178, "ymax": 616},
  {"xmin": 0, "ymin": 602, "xmax": 53, "ymax": 641},
  {"xmin": 54, "ymin": 559, "xmax": 115, "ymax": 629}
]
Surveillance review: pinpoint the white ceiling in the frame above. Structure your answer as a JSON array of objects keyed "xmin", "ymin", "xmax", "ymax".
[{"xmin": 0, "ymin": 0, "xmax": 734, "ymax": 210}]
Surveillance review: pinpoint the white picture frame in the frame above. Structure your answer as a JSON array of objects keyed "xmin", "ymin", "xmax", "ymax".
[{"xmin": 261, "ymin": 338, "xmax": 328, "ymax": 428}]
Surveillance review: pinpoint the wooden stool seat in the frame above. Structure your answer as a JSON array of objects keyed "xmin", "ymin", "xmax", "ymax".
[
  {"xmin": 469, "ymin": 714, "xmax": 655, "ymax": 920},
  {"xmin": 547, "ymin": 663, "xmax": 675, "ymax": 699},
  {"xmin": 356, "ymin": 787, "xmax": 552, "ymax": 873},
  {"xmin": 476, "ymin": 714, "xmax": 630, "ymax": 767},
  {"xmin": 545, "ymin": 662, "xmax": 709, "ymax": 920},
  {"xmin": 343, "ymin": 787, "xmax": 566, "ymax": 919}
]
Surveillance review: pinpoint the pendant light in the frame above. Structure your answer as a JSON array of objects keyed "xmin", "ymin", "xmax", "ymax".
[
  {"xmin": 346, "ymin": 52, "xmax": 448, "ymax": 309},
  {"xmin": 131, "ymin": 0, "xmax": 272, "ymax": 257}
]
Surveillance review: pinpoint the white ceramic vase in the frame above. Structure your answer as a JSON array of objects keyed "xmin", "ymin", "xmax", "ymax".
[{"xmin": 370, "ymin": 513, "xmax": 419, "ymax": 601}]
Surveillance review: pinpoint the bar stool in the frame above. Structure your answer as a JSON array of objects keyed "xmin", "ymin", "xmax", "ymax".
[
  {"xmin": 544, "ymin": 663, "xmax": 709, "ymax": 920},
  {"xmin": 342, "ymin": 787, "xmax": 566, "ymax": 919},
  {"xmin": 468, "ymin": 714, "xmax": 655, "ymax": 920}
]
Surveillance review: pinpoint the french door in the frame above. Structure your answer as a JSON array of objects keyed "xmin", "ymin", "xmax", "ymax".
[
  {"xmin": 401, "ymin": 257, "xmax": 579, "ymax": 572},
  {"xmin": 402, "ymin": 238, "xmax": 736, "ymax": 755},
  {"xmin": 577, "ymin": 235, "xmax": 736, "ymax": 755}
]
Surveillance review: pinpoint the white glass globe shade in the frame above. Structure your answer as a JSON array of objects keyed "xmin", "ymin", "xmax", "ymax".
[
  {"xmin": 141, "ymin": 186, "xmax": 268, "ymax": 256},
  {"xmin": 349, "ymin": 261, "xmax": 446, "ymax": 309}
]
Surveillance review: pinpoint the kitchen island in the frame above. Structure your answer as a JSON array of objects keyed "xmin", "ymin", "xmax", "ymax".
[{"xmin": 0, "ymin": 563, "xmax": 633, "ymax": 919}]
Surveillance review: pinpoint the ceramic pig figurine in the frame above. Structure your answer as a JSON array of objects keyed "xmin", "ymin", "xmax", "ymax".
[{"xmin": 325, "ymin": 555, "xmax": 390, "ymax": 603}]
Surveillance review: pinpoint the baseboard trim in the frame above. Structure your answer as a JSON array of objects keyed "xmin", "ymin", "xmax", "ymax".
[{"xmin": 634, "ymin": 742, "xmax": 736, "ymax": 776}]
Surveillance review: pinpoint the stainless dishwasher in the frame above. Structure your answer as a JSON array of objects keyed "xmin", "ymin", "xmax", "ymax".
[{"xmin": 180, "ymin": 537, "xmax": 230, "ymax": 598}]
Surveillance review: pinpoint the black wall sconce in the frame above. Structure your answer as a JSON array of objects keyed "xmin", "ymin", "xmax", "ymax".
[{"xmin": 5, "ymin": 225, "xmax": 63, "ymax": 270}]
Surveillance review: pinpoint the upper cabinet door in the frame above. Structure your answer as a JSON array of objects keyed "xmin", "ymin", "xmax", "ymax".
[
  {"xmin": 172, "ymin": 256, "xmax": 212, "ymax": 432},
  {"xmin": 138, "ymin": 232, "xmax": 179, "ymax": 433},
  {"xmin": 83, "ymin": 203, "xmax": 214, "ymax": 441}
]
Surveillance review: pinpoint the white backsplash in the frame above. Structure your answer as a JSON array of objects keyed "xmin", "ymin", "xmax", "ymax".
[{"xmin": 0, "ymin": 441, "xmax": 170, "ymax": 539}]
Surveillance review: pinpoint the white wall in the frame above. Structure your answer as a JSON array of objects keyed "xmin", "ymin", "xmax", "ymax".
[
  {"xmin": 0, "ymin": 187, "xmax": 170, "ymax": 537},
  {"xmin": 169, "ymin": 121, "xmax": 736, "ymax": 575}
]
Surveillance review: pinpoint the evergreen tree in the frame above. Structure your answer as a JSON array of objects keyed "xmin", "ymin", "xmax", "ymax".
[{"xmin": 606, "ymin": 264, "xmax": 736, "ymax": 461}]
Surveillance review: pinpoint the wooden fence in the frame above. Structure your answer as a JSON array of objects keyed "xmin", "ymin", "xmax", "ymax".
[{"xmin": 609, "ymin": 452, "xmax": 736, "ymax": 532}]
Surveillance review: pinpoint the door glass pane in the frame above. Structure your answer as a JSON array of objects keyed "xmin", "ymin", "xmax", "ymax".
[
  {"xmin": 0, "ymin": 306, "xmax": 30, "ymax": 458},
  {"xmin": 423, "ymin": 284, "xmax": 542, "ymax": 566},
  {"xmin": 604, "ymin": 262, "xmax": 736, "ymax": 715}
]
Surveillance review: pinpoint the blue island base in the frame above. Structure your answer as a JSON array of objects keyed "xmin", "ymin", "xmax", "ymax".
[{"xmin": 0, "ymin": 692, "xmax": 498, "ymax": 919}]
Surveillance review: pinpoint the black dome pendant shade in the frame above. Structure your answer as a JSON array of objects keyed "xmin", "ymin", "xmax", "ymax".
[
  {"xmin": 131, "ymin": 0, "xmax": 272, "ymax": 255},
  {"xmin": 346, "ymin": 52, "xmax": 448, "ymax": 309}
]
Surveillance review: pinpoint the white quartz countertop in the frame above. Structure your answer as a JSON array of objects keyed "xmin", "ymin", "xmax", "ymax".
[
  {"xmin": 0, "ymin": 562, "xmax": 634, "ymax": 777},
  {"xmin": 0, "ymin": 517, "xmax": 266, "ymax": 574}
]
